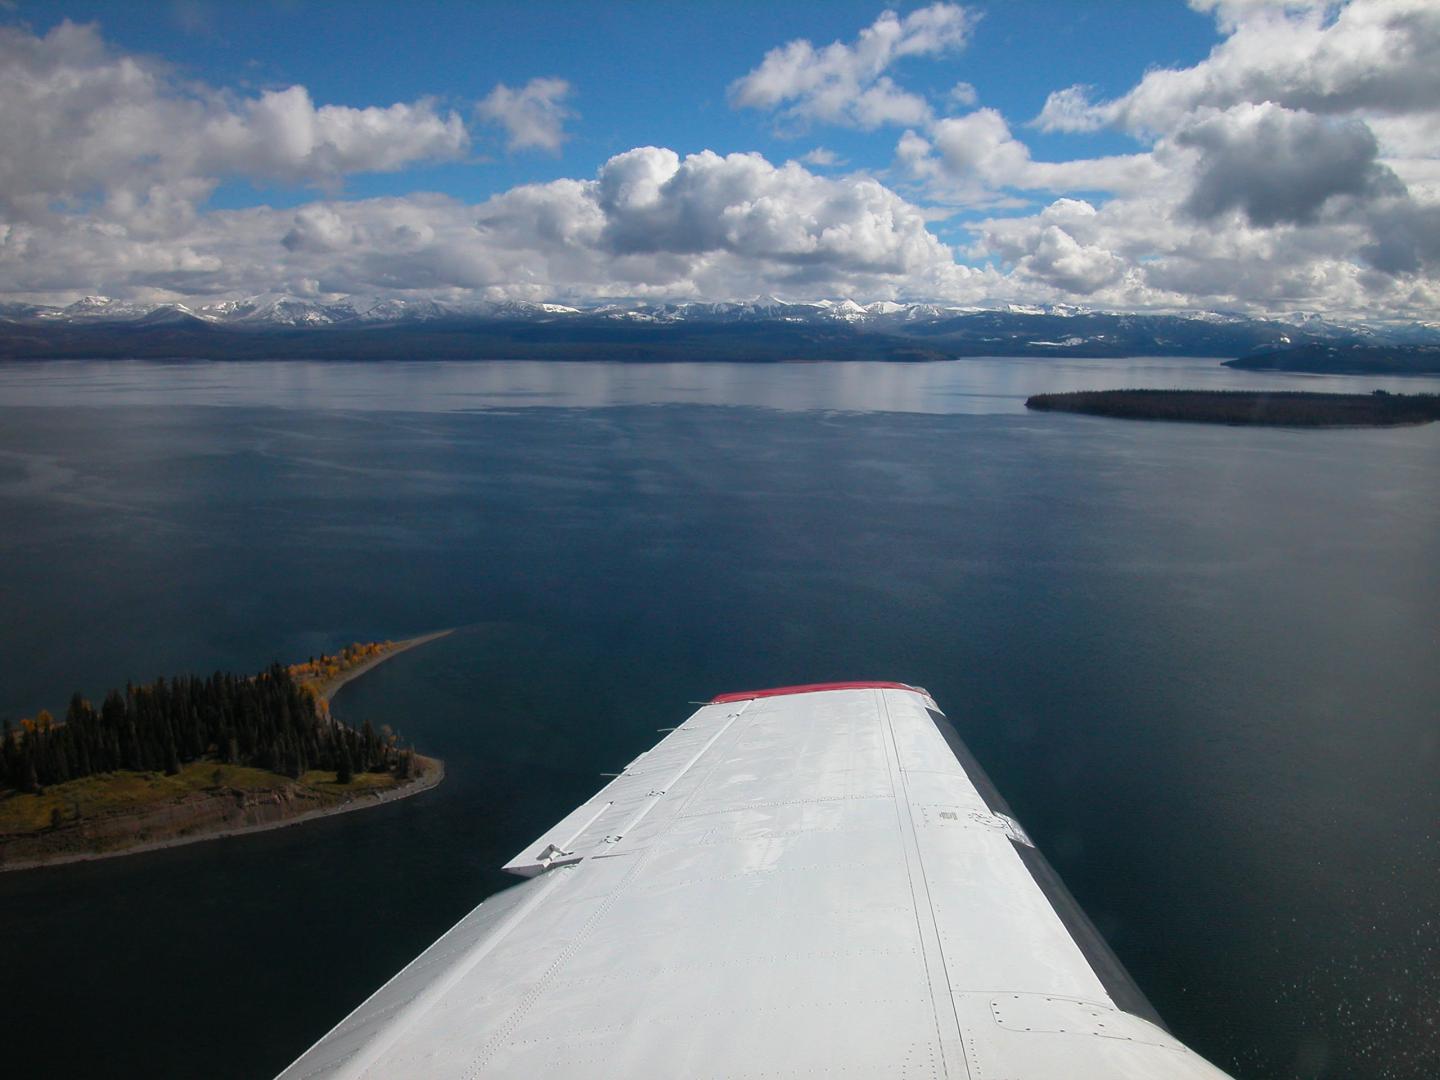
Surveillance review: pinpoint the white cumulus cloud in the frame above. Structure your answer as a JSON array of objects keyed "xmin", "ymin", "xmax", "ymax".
[
  {"xmin": 730, "ymin": 3, "xmax": 976, "ymax": 131},
  {"xmin": 969, "ymin": 0, "xmax": 1440, "ymax": 318},
  {"xmin": 898, "ymin": 109, "xmax": 1166, "ymax": 201},
  {"xmin": 1015, "ymin": 225, "xmax": 1129, "ymax": 295},
  {"xmin": 476, "ymin": 77, "xmax": 575, "ymax": 153},
  {"xmin": 1035, "ymin": 0, "xmax": 1440, "ymax": 137},
  {"xmin": 475, "ymin": 146, "xmax": 965, "ymax": 296},
  {"xmin": 0, "ymin": 20, "xmax": 470, "ymax": 222},
  {"xmin": 0, "ymin": 145, "xmax": 981, "ymax": 305}
]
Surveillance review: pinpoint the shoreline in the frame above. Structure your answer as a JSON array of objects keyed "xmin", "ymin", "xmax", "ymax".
[
  {"xmin": 0, "ymin": 756, "xmax": 444, "ymax": 874},
  {"xmin": 0, "ymin": 629, "xmax": 454, "ymax": 873},
  {"xmin": 311, "ymin": 628, "xmax": 454, "ymax": 704},
  {"xmin": 1025, "ymin": 388, "xmax": 1440, "ymax": 428}
]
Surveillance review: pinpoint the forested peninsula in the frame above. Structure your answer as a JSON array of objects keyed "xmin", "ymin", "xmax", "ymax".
[
  {"xmin": 1226, "ymin": 343, "xmax": 1440, "ymax": 375},
  {"xmin": 0, "ymin": 634, "xmax": 447, "ymax": 870},
  {"xmin": 1025, "ymin": 389, "xmax": 1440, "ymax": 427}
]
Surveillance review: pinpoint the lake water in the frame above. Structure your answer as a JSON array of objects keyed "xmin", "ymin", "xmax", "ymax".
[{"xmin": 0, "ymin": 358, "xmax": 1436, "ymax": 1079}]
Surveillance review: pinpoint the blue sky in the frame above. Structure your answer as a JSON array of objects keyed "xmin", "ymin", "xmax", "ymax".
[{"xmin": 2, "ymin": 2, "xmax": 1437, "ymax": 319}]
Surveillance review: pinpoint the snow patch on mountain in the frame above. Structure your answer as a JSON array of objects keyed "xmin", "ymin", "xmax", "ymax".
[{"xmin": 4, "ymin": 292, "xmax": 1436, "ymax": 345}]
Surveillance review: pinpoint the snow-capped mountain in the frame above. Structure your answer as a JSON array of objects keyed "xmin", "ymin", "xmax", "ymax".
[
  {"xmin": 41, "ymin": 295, "xmax": 167, "ymax": 321},
  {"xmin": 6, "ymin": 291, "xmax": 1434, "ymax": 343},
  {"xmin": 131, "ymin": 303, "xmax": 209, "ymax": 327},
  {"xmin": 2, "ymin": 292, "xmax": 590, "ymax": 327},
  {"xmin": 197, "ymin": 294, "xmax": 359, "ymax": 326},
  {"xmin": 3, "ymin": 293, "xmax": 1437, "ymax": 374}
]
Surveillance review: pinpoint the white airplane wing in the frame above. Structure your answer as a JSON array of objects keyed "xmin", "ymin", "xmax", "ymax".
[{"xmin": 279, "ymin": 682, "xmax": 1234, "ymax": 1079}]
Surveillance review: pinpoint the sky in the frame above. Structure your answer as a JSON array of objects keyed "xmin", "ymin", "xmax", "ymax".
[{"xmin": 2, "ymin": 0, "xmax": 1438, "ymax": 320}]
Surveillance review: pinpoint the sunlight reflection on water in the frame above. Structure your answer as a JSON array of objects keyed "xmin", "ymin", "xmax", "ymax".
[{"xmin": 4, "ymin": 356, "xmax": 1440, "ymax": 414}]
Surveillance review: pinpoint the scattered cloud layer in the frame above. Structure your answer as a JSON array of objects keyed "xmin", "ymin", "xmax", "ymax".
[
  {"xmin": 979, "ymin": 0, "xmax": 1440, "ymax": 318},
  {"xmin": 1, "ymin": 4, "xmax": 1438, "ymax": 321},
  {"xmin": 1, "ymin": 145, "xmax": 980, "ymax": 306}
]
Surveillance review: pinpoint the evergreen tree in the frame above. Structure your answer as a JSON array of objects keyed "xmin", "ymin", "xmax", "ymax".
[
  {"xmin": 0, "ymin": 655, "xmax": 419, "ymax": 792},
  {"xmin": 362, "ymin": 720, "xmax": 376, "ymax": 771},
  {"xmin": 336, "ymin": 742, "xmax": 354, "ymax": 785}
]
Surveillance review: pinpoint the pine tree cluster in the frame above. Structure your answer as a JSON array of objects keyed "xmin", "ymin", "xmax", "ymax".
[{"xmin": 1, "ymin": 664, "xmax": 415, "ymax": 793}]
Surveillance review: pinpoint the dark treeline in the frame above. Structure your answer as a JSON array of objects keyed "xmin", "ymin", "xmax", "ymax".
[
  {"xmin": 1, "ymin": 664, "xmax": 417, "ymax": 793},
  {"xmin": 1227, "ymin": 343, "xmax": 1440, "ymax": 375},
  {"xmin": 1025, "ymin": 388, "xmax": 1440, "ymax": 427}
]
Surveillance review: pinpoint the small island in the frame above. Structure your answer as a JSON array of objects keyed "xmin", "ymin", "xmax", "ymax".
[
  {"xmin": 1025, "ymin": 389, "xmax": 1440, "ymax": 427},
  {"xmin": 0, "ymin": 633, "xmax": 448, "ymax": 871}
]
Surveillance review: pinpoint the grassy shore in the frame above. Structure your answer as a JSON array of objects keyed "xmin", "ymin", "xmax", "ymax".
[
  {"xmin": 0, "ymin": 756, "xmax": 443, "ymax": 871},
  {"xmin": 0, "ymin": 761, "xmax": 397, "ymax": 834}
]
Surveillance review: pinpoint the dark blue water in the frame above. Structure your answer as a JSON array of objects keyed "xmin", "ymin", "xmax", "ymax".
[{"xmin": 0, "ymin": 359, "xmax": 1436, "ymax": 1079}]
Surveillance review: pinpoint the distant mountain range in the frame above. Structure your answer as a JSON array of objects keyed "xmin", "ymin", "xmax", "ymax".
[{"xmin": 2, "ymin": 294, "xmax": 1438, "ymax": 371}]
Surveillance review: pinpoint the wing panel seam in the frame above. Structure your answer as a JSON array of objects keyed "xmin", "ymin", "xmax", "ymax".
[
  {"xmin": 612, "ymin": 698, "xmax": 753, "ymax": 839},
  {"xmin": 878, "ymin": 689, "xmax": 972, "ymax": 1080},
  {"xmin": 462, "ymin": 849, "xmax": 655, "ymax": 1078},
  {"xmin": 309, "ymin": 867, "xmax": 574, "ymax": 1080}
]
